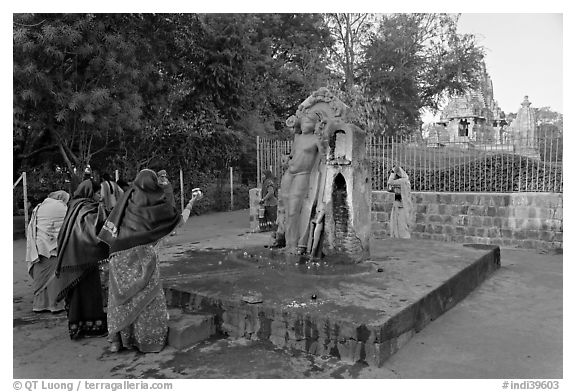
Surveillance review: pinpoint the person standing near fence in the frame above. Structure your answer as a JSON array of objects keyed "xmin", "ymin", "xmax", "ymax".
[
  {"xmin": 100, "ymin": 173, "xmax": 124, "ymax": 214},
  {"xmin": 55, "ymin": 182, "xmax": 109, "ymax": 340},
  {"xmin": 157, "ymin": 170, "xmax": 176, "ymax": 208},
  {"xmin": 25, "ymin": 190, "xmax": 70, "ymax": 313},
  {"xmin": 387, "ymin": 165, "xmax": 413, "ymax": 239},
  {"xmin": 259, "ymin": 170, "xmax": 278, "ymax": 231}
]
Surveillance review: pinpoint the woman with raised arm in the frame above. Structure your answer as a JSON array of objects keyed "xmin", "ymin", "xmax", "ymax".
[
  {"xmin": 98, "ymin": 169, "xmax": 202, "ymax": 353},
  {"xmin": 387, "ymin": 165, "xmax": 413, "ymax": 239}
]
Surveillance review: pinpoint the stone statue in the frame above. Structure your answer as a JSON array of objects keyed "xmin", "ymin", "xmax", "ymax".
[
  {"xmin": 277, "ymin": 110, "xmax": 328, "ymax": 253},
  {"xmin": 272, "ymin": 87, "xmax": 371, "ymax": 262}
]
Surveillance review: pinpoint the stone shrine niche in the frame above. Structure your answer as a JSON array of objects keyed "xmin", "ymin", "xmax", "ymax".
[
  {"xmin": 321, "ymin": 120, "xmax": 370, "ymax": 262},
  {"xmin": 281, "ymin": 87, "xmax": 371, "ymax": 262}
]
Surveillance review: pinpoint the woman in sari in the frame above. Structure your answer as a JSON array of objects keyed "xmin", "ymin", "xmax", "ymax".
[
  {"xmin": 25, "ymin": 190, "xmax": 70, "ymax": 312},
  {"xmin": 387, "ymin": 165, "xmax": 413, "ymax": 239},
  {"xmin": 56, "ymin": 181, "xmax": 108, "ymax": 339},
  {"xmin": 98, "ymin": 169, "xmax": 201, "ymax": 353}
]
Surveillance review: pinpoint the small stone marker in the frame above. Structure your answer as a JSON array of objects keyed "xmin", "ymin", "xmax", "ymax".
[{"xmin": 167, "ymin": 313, "xmax": 215, "ymax": 349}]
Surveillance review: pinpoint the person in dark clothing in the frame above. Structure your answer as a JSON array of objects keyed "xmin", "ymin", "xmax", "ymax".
[{"xmin": 56, "ymin": 181, "xmax": 108, "ymax": 340}]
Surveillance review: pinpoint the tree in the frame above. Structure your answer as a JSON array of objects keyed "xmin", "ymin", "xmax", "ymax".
[
  {"xmin": 357, "ymin": 13, "xmax": 485, "ymax": 135},
  {"xmin": 13, "ymin": 13, "xmax": 165, "ymax": 186},
  {"xmin": 323, "ymin": 13, "xmax": 375, "ymax": 93}
]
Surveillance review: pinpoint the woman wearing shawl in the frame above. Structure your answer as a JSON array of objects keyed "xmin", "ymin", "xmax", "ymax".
[
  {"xmin": 56, "ymin": 181, "xmax": 109, "ymax": 339},
  {"xmin": 387, "ymin": 165, "xmax": 413, "ymax": 239},
  {"xmin": 25, "ymin": 190, "xmax": 70, "ymax": 312},
  {"xmin": 98, "ymin": 169, "xmax": 202, "ymax": 353}
]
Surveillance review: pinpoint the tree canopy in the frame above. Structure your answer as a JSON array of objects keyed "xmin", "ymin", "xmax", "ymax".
[{"xmin": 14, "ymin": 12, "xmax": 497, "ymax": 203}]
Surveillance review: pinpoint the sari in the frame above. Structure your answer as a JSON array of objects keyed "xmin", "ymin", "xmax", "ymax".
[
  {"xmin": 56, "ymin": 183, "xmax": 108, "ymax": 339},
  {"xmin": 98, "ymin": 169, "xmax": 183, "ymax": 353},
  {"xmin": 387, "ymin": 166, "xmax": 414, "ymax": 239},
  {"xmin": 25, "ymin": 191, "xmax": 69, "ymax": 312}
]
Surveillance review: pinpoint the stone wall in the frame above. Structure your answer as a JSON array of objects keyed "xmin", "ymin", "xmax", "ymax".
[{"xmin": 372, "ymin": 192, "xmax": 563, "ymax": 251}]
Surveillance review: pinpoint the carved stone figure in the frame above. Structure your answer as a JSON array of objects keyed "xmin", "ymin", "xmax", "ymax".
[{"xmin": 273, "ymin": 87, "xmax": 371, "ymax": 262}]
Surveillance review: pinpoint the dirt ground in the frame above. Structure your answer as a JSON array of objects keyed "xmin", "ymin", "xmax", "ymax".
[{"xmin": 12, "ymin": 209, "xmax": 563, "ymax": 379}]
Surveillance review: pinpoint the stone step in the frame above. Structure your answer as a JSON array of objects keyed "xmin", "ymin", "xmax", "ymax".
[{"xmin": 167, "ymin": 309, "xmax": 216, "ymax": 350}]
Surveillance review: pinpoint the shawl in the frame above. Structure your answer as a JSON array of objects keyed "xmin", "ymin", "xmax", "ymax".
[
  {"xmin": 25, "ymin": 192, "xmax": 69, "ymax": 274},
  {"xmin": 98, "ymin": 169, "xmax": 181, "ymax": 254},
  {"xmin": 55, "ymin": 185, "xmax": 108, "ymax": 301},
  {"xmin": 73, "ymin": 179, "xmax": 94, "ymax": 199},
  {"xmin": 387, "ymin": 166, "xmax": 414, "ymax": 227}
]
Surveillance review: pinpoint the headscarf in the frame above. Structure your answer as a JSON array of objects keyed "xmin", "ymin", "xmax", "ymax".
[
  {"xmin": 97, "ymin": 169, "xmax": 181, "ymax": 254},
  {"xmin": 55, "ymin": 181, "xmax": 108, "ymax": 301},
  {"xmin": 73, "ymin": 179, "xmax": 94, "ymax": 199},
  {"xmin": 48, "ymin": 190, "xmax": 70, "ymax": 204}
]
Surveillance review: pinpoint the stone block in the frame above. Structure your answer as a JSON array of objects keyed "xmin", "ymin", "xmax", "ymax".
[
  {"xmin": 168, "ymin": 314, "xmax": 215, "ymax": 350},
  {"xmin": 270, "ymin": 320, "xmax": 287, "ymax": 337},
  {"xmin": 487, "ymin": 206, "xmax": 497, "ymax": 217},
  {"xmin": 514, "ymin": 207, "xmax": 530, "ymax": 219},
  {"xmin": 527, "ymin": 208, "xmax": 540, "ymax": 219},
  {"xmin": 487, "ymin": 227, "xmax": 500, "ymax": 238},
  {"xmin": 469, "ymin": 205, "xmax": 487, "ymax": 216},
  {"xmin": 364, "ymin": 342, "xmax": 383, "ymax": 367},
  {"xmin": 513, "ymin": 230, "xmax": 527, "ymax": 240},
  {"xmin": 454, "ymin": 226, "xmax": 466, "ymax": 235},
  {"xmin": 427, "ymin": 204, "xmax": 439, "ymax": 214},
  {"xmin": 438, "ymin": 204, "xmax": 448, "ymax": 215},
  {"xmin": 497, "ymin": 207, "xmax": 510, "ymax": 218},
  {"xmin": 482, "ymin": 217, "xmax": 493, "ymax": 227},
  {"xmin": 337, "ymin": 340, "xmax": 362, "ymax": 363},
  {"xmin": 414, "ymin": 223, "xmax": 426, "ymax": 233},
  {"xmin": 539, "ymin": 231, "xmax": 555, "ymax": 242},
  {"xmin": 416, "ymin": 204, "xmax": 427, "ymax": 214},
  {"xmin": 429, "ymin": 215, "xmax": 443, "ymax": 223},
  {"xmin": 269, "ymin": 334, "xmax": 287, "ymax": 347},
  {"xmin": 431, "ymin": 234, "xmax": 447, "ymax": 242},
  {"xmin": 465, "ymin": 194, "xmax": 476, "ymax": 204},
  {"xmin": 470, "ymin": 216, "xmax": 483, "ymax": 227}
]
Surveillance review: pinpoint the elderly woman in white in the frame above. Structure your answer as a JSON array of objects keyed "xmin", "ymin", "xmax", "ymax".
[
  {"xmin": 387, "ymin": 165, "xmax": 413, "ymax": 239},
  {"xmin": 25, "ymin": 190, "xmax": 70, "ymax": 312}
]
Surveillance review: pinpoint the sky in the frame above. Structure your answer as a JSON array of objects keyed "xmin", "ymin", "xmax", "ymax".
[{"xmin": 457, "ymin": 13, "xmax": 563, "ymax": 115}]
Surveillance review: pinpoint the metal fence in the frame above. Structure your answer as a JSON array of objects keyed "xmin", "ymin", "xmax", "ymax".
[{"xmin": 257, "ymin": 134, "xmax": 563, "ymax": 193}]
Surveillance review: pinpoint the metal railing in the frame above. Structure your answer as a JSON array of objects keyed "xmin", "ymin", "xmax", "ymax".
[{"xmin": 257, "ymin": 134, "xmax": 563, "ymax": 193}]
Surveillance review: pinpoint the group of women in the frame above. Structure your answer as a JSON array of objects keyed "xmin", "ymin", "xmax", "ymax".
[{"xmin": 25, "ymin": 169, "xmax": 201, "ymax": 353}]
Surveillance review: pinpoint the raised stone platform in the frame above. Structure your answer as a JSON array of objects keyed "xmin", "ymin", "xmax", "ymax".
[{"xmin": 160, "ymin": 236, "xmax": 500, "ymax": 367}]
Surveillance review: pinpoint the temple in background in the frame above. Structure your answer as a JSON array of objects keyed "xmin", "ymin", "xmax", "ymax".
[{"xmin": 429, "ymin": 63, "xmax": 508, "ymax": 146}]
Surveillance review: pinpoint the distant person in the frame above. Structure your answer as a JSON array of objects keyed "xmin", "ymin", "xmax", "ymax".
[
  {"xmin": 99, "ymin": 173, "xmax": 124, "ymax": 213},
  {"xmin": 157, "ymin": 169, "xmax": 176, "ymax": 208},
  {"xmin": 91, "ymin": 169, "xmax": 102, "ymax": 196},
  {"xmin": 387, "ymin": 165, "xmax": 413, "ymax": 239},
  {"xmin": 259, "ymin": 170, "xmax": 278, "ymax": 231},
  {"xmin": 98, "ymin": 169, "xmax": 202, "ymax": 353},
  {"xmin": 25, "ymin": 190, "xmax": 70, "ymax": 313},
  {"xmin": 56, "ymin": 181, "xmax": 108, "ymax": 340},
  {"xmin": 74, "ymin": 166, "xmax": 94, "ymax": 198}
]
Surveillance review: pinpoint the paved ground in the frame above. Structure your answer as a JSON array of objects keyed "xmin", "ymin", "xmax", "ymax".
[{"xmin": 13, "ymin": 209, "xmax": 562, "ymax": 379}]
